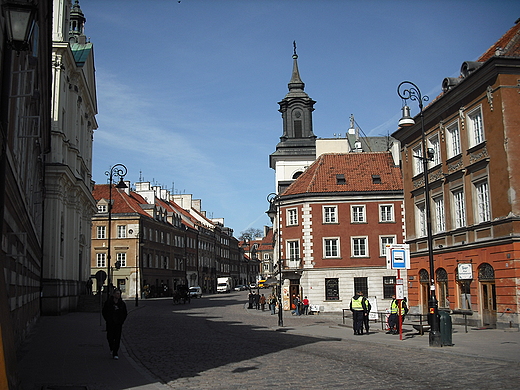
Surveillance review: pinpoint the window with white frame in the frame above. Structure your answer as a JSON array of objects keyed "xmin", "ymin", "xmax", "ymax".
[
  {"xmin": 379, "ymin": 204, "xmax": 394, "ymax": 222},
  {"xmin": 97, "ymin": 204, "xmax": 107, "ymax": 213},
  {"xmin": 263, "ymin": 253, "xmax": 270, "ymax": 260},
  {"xmin": 416, "ymin": 202, "xmax": 426, "ymax": 237},
  {"xmin": 433, "ymin": 196, "xmax": 445, "ymax": 233},
  {"xmin": 413, "ymin": 145, "xmax": 423, "ymax": 176},
  {"xmin": 351, "ymin": 236, "xmax": 368, "ymax": 257},
  {"xmin": 324, "ymin": 238, "xmax": 340, "ymax": 258},
  {"xmin": 351, "ymin": 205, "xmax": 365, "ymax": 223},
  {"xmin": 287, "ymin": 240, "xmax": 300, "ymax": 260},
  {"xmin": 96, "ymin": 253, "xmax": 106, "ymax": 267},
  {"xmin": 446, "ymin": 121, "xmax": 461, "ymax": 158},
  {"xmin": 452, "ymin": 189, "xmax": 466, "ymax": 228},
  {"xmin": 323, "ymin": 206, "xmax": 337, "ymax": 223},
  {"xmin": 97, "ymin": 226, "xmax": 106, "ymax": 239},
  {"xmin": 380, "ymin": 236, "xmax": 395, "ymax": 257},
  {"xmin": 475, "ymin": 180, "xmax": 490, "ymax": 223},
  {"xmin": 117, "ymin": 252, "xmax": 126, "ymax": 267},
  {"xmin": 428, "ymin": 134, "xmax": 441, "ymax": 166},
  {"xmin": 117, "ymin": 225, "xmax": 126, "ymax": 238},
  {"xmin": 287, "ymin": 208, "xmax": 298, "ymax": 226},
  {"xmin": 468, "ymin": 108, "xmax": 484, "ymax": 147}
]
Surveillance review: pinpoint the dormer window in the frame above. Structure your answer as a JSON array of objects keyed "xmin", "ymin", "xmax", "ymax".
[
  {"xmin": 372, "ymin": 175, "xmax": 381, "ymax": 184},
  {"xmin": 336, "ymin": 174, "xmax": 346, "ymax": 185},
  {"xmin": 97, "ymin": 204, "xmax": 107, "ymax": 213}
]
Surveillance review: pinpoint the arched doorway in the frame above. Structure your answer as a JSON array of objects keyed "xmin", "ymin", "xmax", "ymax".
[
  {"xmin": 419, "ymin": 269, "xmax": 429, "ymax": 315},
  {"xmin": 436, "ymin": 268, "xmax": 449, "ymax": 309},
  {"xmin": 479, "ymin": 263, "xmax": 496, "ymax": 328}
]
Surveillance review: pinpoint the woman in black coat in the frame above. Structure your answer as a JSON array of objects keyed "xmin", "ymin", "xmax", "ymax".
[{"xmin": 102, "ymin": 288, "xmax": 127, "ymax": 359}]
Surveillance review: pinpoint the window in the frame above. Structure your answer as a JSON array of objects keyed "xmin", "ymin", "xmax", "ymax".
[
  {"xmin": 117, "ymin": 252, "xmax": 126, "ymax": 267},
  {"xmin": 452, "ymin": 189, "xmax": 466, "ymax": 228},
  {"xmin": 287, "ymin": 240, "xmax": 300, "ymax": 260},
  {"xmin": 96, "ymin": 226, "xmax": 106, "ymax": 239},
  {"xmin": 428, "ymin": 134, "xmax": 441, "ymax": 166},
  {"xmin": 383, "ymin": 276, "xmax": 396, "ymax": 299},
  {"xmin": 325, "ymin": 278, "xmax": 339, "ymax": 300},
  {"xmin": 354, "ymin": 277, "xmax": 368, "ymax": 297},
  {"xmin": 379, "ymin": 204, "xmax": 394, "ymax": 222},
  {"xmin": 446, "ymin": 122, "xmax": 461, "ymax": 158},
  {"xmin": 323, "ymin": 206, "xmax": 337, "ymax": 223},
  {"xmin": 352, "ymin": 236, "xmax": 368, "ymax": 257},
  {"xmin": 468, "ymin": 108, "xmax": 484, "ymax": 147},
  {"xmin": 380, "ymin": 236, "xmax": 395, "ymax": 257},
  {"xmin": 96, "ymin": 253, "xmax": 106, "ymax": 267},
  {"xmin": 413, "ymin": 145, "xmax": 423, "ymax": 176},
  {"xmin": 324, "ymin": 238, "xmax": 340, "ymax": 258},
  {"xmin": 263, "ymin": 253, "xmax": 270, "ymax": 260},
  {"xmin": 97, "ymin": 204, "xmax": 107, "ymax": 213},
  {"xmin": 416, "ymin": 202, "xmax": 426, "ymax": 237},
  {"xmin": 351, "ymin": 205, "xmax": 365, "ymax": 223},
  {"xmin": 287, "ymin": 208, "xmax": 298, "ymax": 226},
  {"xmin": 117, "ymin": 225, "xmax": 126, "ymax": 238},
  {"xmin": 475, "ymin": 181, "xmax": 490, "ymax": 223},
  {"xmin": 433, "ymin": 196, "xmax": 445, "ymax": 233}
]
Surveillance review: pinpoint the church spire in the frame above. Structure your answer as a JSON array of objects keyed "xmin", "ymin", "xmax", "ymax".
[{"xmin": 288, "ymin": 41, "xmax": 305, "ymax": 92}]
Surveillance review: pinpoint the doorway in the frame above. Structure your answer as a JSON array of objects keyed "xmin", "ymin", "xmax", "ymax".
[{"xmin": 478, "ymin": 263, "xmax": 496, "ymax": 328}]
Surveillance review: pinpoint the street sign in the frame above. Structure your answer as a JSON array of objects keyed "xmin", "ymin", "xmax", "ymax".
[
  {"xmin": 458, "ymin": 263, "xmax": 473, "ymax": 280},
  {"xmin": 386, "ymin": 244, "xmax": 410, "ymax": 270}
]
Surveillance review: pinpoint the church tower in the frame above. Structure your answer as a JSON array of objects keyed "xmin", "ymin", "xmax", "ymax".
[{"xmin": 269, "ymin": 43, "xmax": 317, "ymax": 194}]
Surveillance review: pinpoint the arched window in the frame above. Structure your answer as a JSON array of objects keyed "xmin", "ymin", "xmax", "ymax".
[
  {"xmin": 419, "ymin": 269, "xmax": 429, "ymax": 284},
  {"xmin": 478, "ymin": 263, "xmax": 495, "ymax": 281}
]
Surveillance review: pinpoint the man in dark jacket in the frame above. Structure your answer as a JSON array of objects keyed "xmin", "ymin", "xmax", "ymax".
[
  {"xmin": 350, "ymin": 291, "xmax": 368, "ymax": 335},
  {"xmin": 102, "ymin": 288, "xmax": 127, "ymax": 359}
]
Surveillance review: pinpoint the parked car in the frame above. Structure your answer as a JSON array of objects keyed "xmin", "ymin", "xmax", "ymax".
[
  {"xmin": 234, "ymin": 285, "xmax": 247, "ymax": 291},
  {"xmin": 188, "ymin": 286, "xmax": 202, "ymax": 298}
]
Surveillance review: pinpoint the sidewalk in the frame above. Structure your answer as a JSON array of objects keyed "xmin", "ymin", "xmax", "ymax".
[
  {"xmin": 258, "ymin": 308, "xmax": 520, "ymax": 363},
  {"xmin": 17, "ymin": 303, "xmax": 520, "ymax": 389},
  {"xmin": 16, "ymin": 307, "xmax": 167, "ymax": 390}
]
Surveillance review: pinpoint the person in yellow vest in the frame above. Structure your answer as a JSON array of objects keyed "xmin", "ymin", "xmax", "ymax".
[
  {"xmin": 350, "ymin": 290, "xmax": 368, "ymax": 335},
  {"xmin": 387, "ymin": 294, "xmax": 408, "ymax": 334}
]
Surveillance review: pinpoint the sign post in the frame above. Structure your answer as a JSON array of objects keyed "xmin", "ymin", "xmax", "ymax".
[{"xmin": 386, "ymin": 244, "xmax": 410, "ymax": 340}]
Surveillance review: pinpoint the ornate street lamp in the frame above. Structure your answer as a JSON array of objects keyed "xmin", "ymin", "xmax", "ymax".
[
  {"xmin": 397, "ymin": 81, "xmax": 441, "ymax": 347},
  {"xmin": 105, "ymin": 164, "xmax": 127, "ymax": 300},
  {"xmin": 266, "ymin": 193, "xmax": 283, "ymax": 327},
  {"xmin": 2, "ymin": 1, "xmax": 37, "ymax": 52}
]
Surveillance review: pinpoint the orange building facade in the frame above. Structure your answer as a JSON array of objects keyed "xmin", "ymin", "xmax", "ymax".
[{"xmin": 392, "ymin": 21, "xmax": 520, "ymax": 329}]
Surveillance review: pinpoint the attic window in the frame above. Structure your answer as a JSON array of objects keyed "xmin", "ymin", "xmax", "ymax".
[
  {"xmin": 372, "ymin": 175, "xmax": 381, "ymax": 184},
  {"xmin": 336, "ymin": 174, "xmax": 346, "ymax": 185}
]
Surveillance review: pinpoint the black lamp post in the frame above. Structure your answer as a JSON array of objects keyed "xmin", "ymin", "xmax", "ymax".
[
  {"xmin": 105, "ymin": 164, "xmax": 127, "ymax": 300},
  {"xmin": 266, "ymin": 193, "xmax": 283, "ymax": 327},
  {"xmin": 397, "ymin": 81, "xmax": 441, "ymax": 347}
]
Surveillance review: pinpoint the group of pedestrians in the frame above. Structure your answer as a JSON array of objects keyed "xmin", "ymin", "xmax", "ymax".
[
  {"xmin": 350, "ymin": 291, "xmax": 409, "ymax": 335},
  {"xmin": 291, "ymin": 295, "xmax": 310, "ymax": 316}
]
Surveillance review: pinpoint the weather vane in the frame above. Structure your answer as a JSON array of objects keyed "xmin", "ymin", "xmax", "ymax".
[{"xmin": 293, "ymin": 40, "xmax": 298, "ymax": 59}]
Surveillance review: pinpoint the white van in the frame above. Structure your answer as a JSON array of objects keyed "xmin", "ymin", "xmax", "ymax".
[{"xmin": 189, "ymin": 286, "xmax": 202, "ymax": 298}]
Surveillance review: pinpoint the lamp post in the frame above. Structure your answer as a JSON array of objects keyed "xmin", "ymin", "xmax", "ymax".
[
  {"xmin": 2, "ymin": 1, "xmax": 37, "ymax": 53},
  {"xmin": 397, "ymin": 81, "xmax": 441, "ymax": 347},
  {"xmin": 105, "ymin": 164, "xmax": 127, "ymax": 300},
  {"xmin": 266, "ymin": 193, "xmax": 283, "ymax": 327}
]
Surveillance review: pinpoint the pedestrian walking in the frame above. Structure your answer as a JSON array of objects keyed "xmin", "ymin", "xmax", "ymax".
[
  {"xmin": 268, "ymin": 294, "xmax": 277, "ymax": 314},
  {"xmin": 254, "ymin": 292, "xmax": 260, "ymax": 310},
  {"xmin": 248, "ymin": 291, "xmax": 254, "ymax": 309},
  {"xmin": 102, "ymin": 288, "xmax": 127, "ymax": 359},
  {"xmin": 259, "ymin": 294, "xmax": 266, "ymax": 311},
  {"xmin": 302, "ymin": 296, "xmax": 309, "ymax": 315},
  {"xmin": 350, "ymin": 290, "xmax": 368, "ymax": 335}
]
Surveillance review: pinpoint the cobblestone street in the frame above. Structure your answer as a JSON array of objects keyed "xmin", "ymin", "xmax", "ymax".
[{"xmin": 122, "ymin": 292, "xmax": 520, "ymax": 389}]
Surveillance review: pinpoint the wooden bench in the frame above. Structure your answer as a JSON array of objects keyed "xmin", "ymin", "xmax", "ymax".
[{"xmin": 412, "ymin": 324, "xmax": 431, "ymax": 335}]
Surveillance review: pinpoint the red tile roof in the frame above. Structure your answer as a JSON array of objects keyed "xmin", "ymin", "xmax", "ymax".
[
  {"xmin": 479, "ymin": 19, "xmax": 520, "ymax": 62},
  {"xmin": 93, "ymin": 184, "xmax": 151, "ymax": 217},
  {"xmin": 282, "ymin": 152, "xmax": 402, "ymax": 196}
]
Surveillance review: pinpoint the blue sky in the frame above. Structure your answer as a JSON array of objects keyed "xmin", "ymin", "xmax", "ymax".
[{"xmin": 81, "ymin": 0, "xmax": 520, "ymax": 236}]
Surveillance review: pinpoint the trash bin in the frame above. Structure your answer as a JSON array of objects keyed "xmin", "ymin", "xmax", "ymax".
[{"xmin": 439, "ymin": 310, "xmax": 453, "ymax": 346}]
